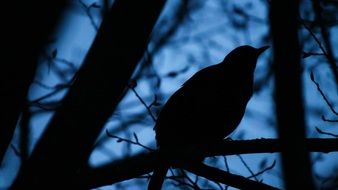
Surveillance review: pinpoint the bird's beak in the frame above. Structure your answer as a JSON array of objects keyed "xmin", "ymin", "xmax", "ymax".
[{"xmin": 257, "ymin": 46, "xmax": 270, "ymax": 55}]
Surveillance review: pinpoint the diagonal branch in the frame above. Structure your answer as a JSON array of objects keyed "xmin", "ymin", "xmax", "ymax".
[
  {"xmin": 80, "ymin": 138, "xmax": 338, "ymax": 189},
  {"xmin": 310, "ymin": 71, "xmax": 338, "ymax": 116},
  {"xmin": 248, "ymin": 160, "xmax": 276, "ymax": 179},
  {"xmin": 10, "ymin": 0, "xmax": 166, "ymax": 189},
  {"xmin": 0, "ymin": 0, "xmax": 67, "ymax": 164}
]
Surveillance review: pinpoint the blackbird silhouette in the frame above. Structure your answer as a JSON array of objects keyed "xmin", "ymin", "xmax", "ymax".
[{"xmin": 148, "ymin": 45, "xmax": 269, "ymax": 190}]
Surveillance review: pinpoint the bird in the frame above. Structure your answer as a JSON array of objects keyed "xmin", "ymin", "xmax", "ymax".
[{"xmin": 148, "ymin": 45, "xmax": 269, "ymax": 190}]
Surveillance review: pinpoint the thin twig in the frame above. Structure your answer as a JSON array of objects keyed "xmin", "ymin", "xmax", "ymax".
[
  {"xmin": 315, "ymin": 127, "xmax": 338, "ymax": 138},
  {"xmin": 248, "ymin": 160, "xmax": 276, "ymax": 179},
  {"xmin": 311, "ymin": 0, "xmax": 338, "ymax": 84},
  {"xmin": 302, "ymin": 51, "xmax": 325, "ymax": 59},
  {"xmin": 10, "ymin": 144, "xmax": 21, "ymax": 157},
  {"xmin": 310, "ymin": 71, "xmax": 338, "ymax": 116},
  {"xmin": 179, "ymin": 169, "xmax": 202, "ymax": 190},
  {"xmin": 223, "ymin": 156, "xmax": 230, "ymax": 190},
  {"xmin": 184, "ymin": 163, "xmax": 279, "ymax": 190},
  {"xmin": 236, "ymin": 154, "xmax": 259, "ymax": 182},
  {"xmin": 166, "ymin": 170, "xmax": 196, "ymax": 189},
  {"xmin": 229, "ymin": 138, "xmax": 259, "ymax": 181},
  {"xmin": 78, "ymin": 0, "xmax": 100, "ymax": 31},
  {"xmin": 128, "ymin": 83, "xmax": 157, "ymax": 122},
  {"xmin": 168, "ymin": 176, "xmax": 199, "ymax": 190},
  {"xmin": 106, "ymin": 129, "xmax": 155, "ymax": 151},
  {"xmin": 321, "ymin": 115, "xmax": 338, "ymax": 123},
  {"xmin": 300, "ymin": 19, "xmax": 328, "ymax": 56},
  {"xmin": 223, "ymin": 156, "xmax": 230, "ymax": 172}
]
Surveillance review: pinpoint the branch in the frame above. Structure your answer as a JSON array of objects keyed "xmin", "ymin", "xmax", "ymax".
[
  {"xmin": 248, "ymin": 160, "xmax": 276, "ymax": 179},
  {"xmin": 310, "ymin": 71, "xmax": 338, "ymax": 116},
  {"xmin": 0, "ymin": 0, "xmax": 67, "ymax": 164},
  {"xmin": 128, "ymin": 81, "xmax": 158, "ymax": 122},
  {"xmin": 300, "ymin": 18, "xmax": 328, "ymax": 58},
  {"xmin": 322, "ymin": 115, "xmax": 338, "ymax": 123},
  {"xmin": 302, "ymin": 51, "xmax": 325, "ymax": 59},
  {"xmin": 78, "ymin": 0, "xmax": 100, "ymax": 31},
  {"xmin": 311, "ymin": 0, "xmax": 338, "ymax": 84},
  {"xmin": 236, "ymin": 154, "xmax": 259, "ymax": 181},
  {"xmin": 80, "ymin": 138, "xmax": 338, "ymax": 189},
  {"xmin": 106, "ymin": 129, "xmax": 155, "ymax": 151},
  {"xmin": 10, "ymin": 0, "xmax": 166, "ymax": 189},
  {"xmin": 82, "ymin": 152, "xmax": 156, "ymax": 189},
  {"xmin": 315, "ymin": 127, "xmax": 338, "ymax": 138},
  {"xmin": 183, "ymin": 163, "xmax": 279, "ymax": 190}
]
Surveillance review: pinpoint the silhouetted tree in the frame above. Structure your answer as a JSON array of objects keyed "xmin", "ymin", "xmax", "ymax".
[
  {"xmin": 10, "ymin": 0, "xmax": 165, "ymax": 189},
  {"xmin": 0, "ymin": 0, "xmax": 67, "ymax": 164}
]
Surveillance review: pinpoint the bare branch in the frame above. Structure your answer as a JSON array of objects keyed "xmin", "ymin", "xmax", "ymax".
[
  {"xmin": 183, "ymin": 162, "xmax": 279, "ymax": 190},
  {"xmin": 310, "ymin": 71, "xmax": 338, "ymax": 116},
  {"xmin": 236, "ymin": 154, "xmax": 259, "ymax": 181},
  {"xmin": 322, "ymin": 115, "xmax": 338, "ymax": 123},
  {"xmin": 128, "ymin": 82, "xmax": 157, "ymax": 122},
  {"xmin": 10, "ymin": 144, "xmax": 21, "ymax": 158},
  {"xmin": 80, "ymin": 138, "xmax": 338, "ymax": 189},
  {"xmin": 315, "ymin": 127, "xmax": 338, "ymax": 138},
  {"xmin": 106, "ymin": 129, "xmax": 155, "ymax": 151},
  {"xmin": 311, "ymin": 0, "xmax": 338, "ymax": 84},
  {"xmin": 248, "ymin": 160, "xmax": 276, "ymax": 179},
  {"xmin": 302, "ymin": 51, "xmax": 325, "ymax": 59},
  {"xmin": 300, "ymin": 19, "xmax": 328, "ymax": 57},
  {"xmin": 78, "ymin": 0, "xmax": 100, "ymax": 30}
]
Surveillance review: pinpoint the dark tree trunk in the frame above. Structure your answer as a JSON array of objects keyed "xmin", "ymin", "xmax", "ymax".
[
  {"xmin": 10, "ymin": 0, "xmax": 166, "ymax": 189},
  {"xmin": 270, "ymin": 0, "xmax": 315, "ymax": 189},
  {"xmin": 0, "ymin": 0, "xmax": 67, "ymax": 164}
]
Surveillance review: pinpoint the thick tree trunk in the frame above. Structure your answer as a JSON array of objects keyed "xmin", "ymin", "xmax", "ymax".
[
  {"xmin": 10, "ymin": 0, "xmax": 166, "ymax": 189},
  {"xmin": 0, "ymin": 0, "xmax": 67, "ymax": 164},
  {"xmin": 270, "ymin": 0, "xmax": 315, "ymax": 189}
]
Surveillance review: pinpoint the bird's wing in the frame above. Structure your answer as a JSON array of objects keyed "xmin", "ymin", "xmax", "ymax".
[
  {"xmin": 155, "ymin": 65, "xmax": 222, "ymax": 130},
  {"xmin": 154, "ymin": 64, "xmax": 225, "ymax": 146},
  {"xmin": 182, "ymin": 64, "xmax": 221, "ymax": 88}
]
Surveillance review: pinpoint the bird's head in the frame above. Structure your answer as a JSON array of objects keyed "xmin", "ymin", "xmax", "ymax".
[{"xmin": 222, "ymin": 45, "xmax": 269, "ymax": 72}]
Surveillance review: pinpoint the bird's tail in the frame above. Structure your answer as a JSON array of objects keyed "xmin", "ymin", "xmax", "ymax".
[{"xmin": 148, "ymin": 164, "xmax": 169, "ymax": 190}]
